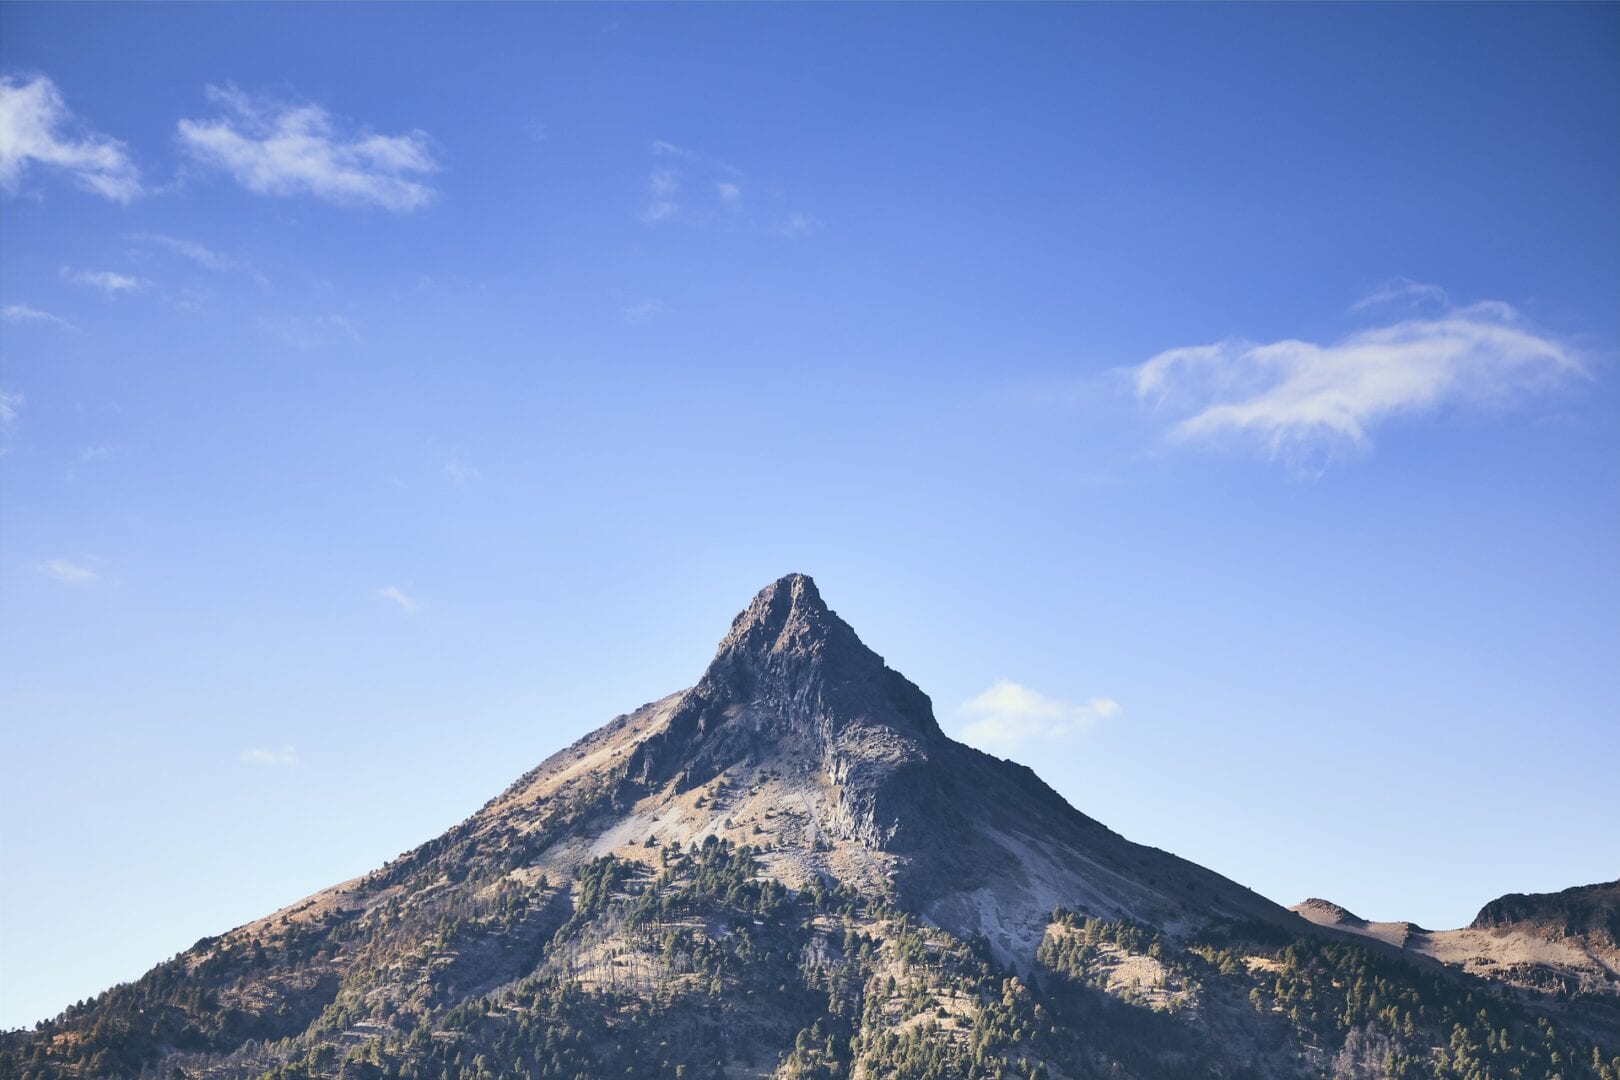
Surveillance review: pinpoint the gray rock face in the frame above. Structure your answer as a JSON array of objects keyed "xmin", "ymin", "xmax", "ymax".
[
  {"xmin": 619, "ymin": 573, "xmax": 942, "ymax": 850},
  {"xmin": 1471, "ymin": 880, "xmax": 1620, "ymax": 947}
]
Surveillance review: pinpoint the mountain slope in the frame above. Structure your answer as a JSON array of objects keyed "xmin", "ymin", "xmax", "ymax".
[{"xmin": 6, "ymin": 575, "xmax": 1618, "ymax": 1080}]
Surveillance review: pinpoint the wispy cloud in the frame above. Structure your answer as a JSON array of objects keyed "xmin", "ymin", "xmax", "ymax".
[
  {"xmin": 61, "ymin": 266, "xmax": 142, "ymax": 293},
  {"xmin": 376, "ymin": 584, "xmax": 418, "ymax": 613},
  {"xmin": 443, "ymin": 460, "xmax": 481, "ymax": 487},
  {"xmin": 1351, "ymin": 277, "xmax": 1449, "ymax": 312},
  {"xmin": 637, "ymin": 140, "xmax": 813, "ymax": 236},
  {"xmin": 956, "ymin": 679, "xmax": 1121, "ymax": 753},
  {"xmin": 1132, "ymin": 297, "xmax": 1582, "ymax": 466},
  {"xmin": 641, "ymin": 166, "xmax": 680, "ymax": 224},
  {"xmin": 37, "ymin": 558, "xmax": 99, "ymax": 585},
  {"xmin": 0, "ymin": 75, "xmax": 142, "ymax": 202},
  {"xmin": 1, "ymin": 303, "xmax": 76, "ymax": 330},
  {"xmin": 256, "ymin": 313, "xmax": 360, "ymax": 350},
  {"xmin": 0, "ymin": 389, "xmax": 21, "ymax": 428},
  {"xmin": 178, "ymin": 85, "xmax": 439, "ymax": 211},
  {"xmin": 79, "ymin": 443, "xmax": 127, "ymax": 463},
  {"xmin": 618, "ymin": 296, "xmax": 664, "ymax": 323},
  {"xmin": 125, "ymin": 231, "xmax": 234, "ymax": 271},
  {"xmin": 639, "ymin": 141, "xmax": 727, "ymax": 226},
  {"xmin": 772, "ymin": 211, "xmax": 818, "ymax": 238},
  {"xmin": 242, "ymin": 744, "xmax": 298, "ymax": 767}
]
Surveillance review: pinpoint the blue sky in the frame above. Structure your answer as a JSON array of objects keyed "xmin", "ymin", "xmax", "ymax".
[{"xmin": 2, "ymin": 3, "xmax": 1617, "ymax": 1030}]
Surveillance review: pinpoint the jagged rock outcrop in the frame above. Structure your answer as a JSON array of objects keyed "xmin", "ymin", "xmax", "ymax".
[
  {"xmin": 1471, "ymin": 880, "xmax": 1620, "ymax": 947},
  {"xmin": 616, "ymin": 573, "xmax": 941, "ymax": 850}
]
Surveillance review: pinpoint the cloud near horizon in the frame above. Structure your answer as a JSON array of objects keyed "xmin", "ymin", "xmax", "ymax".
[
  {"xmin": 178, "ymin": 86, "xmax": 439, "ymax": 211},
  {"xmin": 956, "ymin": 679, "xmax": 1121, "ymax": 753},
  {"xmin": 0, "ymin": 75, "xmax": 142, "ymax": 202},
  {"xmin": 1132, "ymin": 298, "xmax": 1582, "ymax": 462}
]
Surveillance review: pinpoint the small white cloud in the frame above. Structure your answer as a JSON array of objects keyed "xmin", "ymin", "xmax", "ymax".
[
  {"xmin": 1133, "ymin": 297, "xmax": 1582, "ymax": 466},
  {"xmin": 1, "ymin": 389, "xmax": 22, "ymax": 427},
  {"xmin": 38, "ymin": 558, "xmax": 98, "ymax": 585},
  {"xmin": 1352, "ymin": 277, "xmax": 1449, "ymax": 312},
  {"xmin": 125, "ymin": 232, "xmax": 234, "ymax": 271},
  {"xmin": 79, "ymin": 443, "xmax": 126, "ymax": 463},
  {"xmin": 242, "ymin": 744, "xmax": 298, "ymax": 767},
  {"xmin": 1, "ymin": 303, "xmax": 76, "ymax": 330},
  {"xmin": 773, "ymin": 211, "xmax": 817, "ymax": 238},
  {"xmin": 62, "ymin": 266, "xmax": 142, "ymax": 293},
  {"xmin": 639, "ymin": 140, "xmax": 767, "ymax": 228},
  {"xmin": 619, "ymin": 297, "xmax": 664, "ymax": 323},
  {"xmin": 178, "ymin": 85, "xmax": 439, "ymax": 212},
  {"xmin": 652, "ymin": 139, "xmax": 694, "ymax": 159},
  {"xmin": 443, "ymin": 460, "xmax": 481, "ymax": 487},
  {"xmin": 376, "ymin": 584, "xmax": 418, "ymax": 613},
  {"xmin": 956, "ymin": 679, "xmax": 1121, "ymax": 753},
  {"xmin": 641, "ymin": 166, "xmax": 679, "ymax": 224},
  {"xmin": 0, "ymin": 75, "xmax": 141, "ymax": 202}
]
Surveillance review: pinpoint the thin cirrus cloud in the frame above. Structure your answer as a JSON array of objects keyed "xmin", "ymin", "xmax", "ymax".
[
  {"xmin": 618, "ymin": 297, "xmax": 664, "ymax": 323},
  {"xmin": 178, "ymin": 85, "xmax": 440, "ymax": 212},
  {"xmin": 1132, "ymin": 291, "xmax": 1582, "ymax": 464},
  {"xmin": 242, "ymin": 745, "xmax": 298, "ymax": 767},
  {"xmin": 0, "ymin": 74, "xmax": 142, "ymax": 202},
  {"xmin": 37, "ymin": 558, "xmax": 99, "ymax": 585},
  {"xmin": 61, "ymin": 266, "xmax": 142, "ymax": 293},
  {"xmin": 256, "ymin": 313, "xmax": 361, "ymax": 351},
  {"xmin": 442, "ymin": 460, "xmax": 481, "ymax": 487},
  {"xmin": 376, "ymin": 585, "xmax": 419, "ymax": 613},
  {"xmin": 1, "ymin": 303, "xmax": 77, "ymax": 330},
  {"xmin": 638, "ymin": 139, "xmax": 813, "ymax": 236},
  {"xmin": 956, "ymin": 679, "xmax": 1122, "ymax": 753},
  {"xmin": 125, "ymin": 231, "xmax": 235, "ymax": 271},
  {"xmin": 640, "ymin": 165, "xmax": 680, "ymax": 225},
  {"xmin": 1350, "ymin": 276, "xmax": 1451, "ymax": 312}
]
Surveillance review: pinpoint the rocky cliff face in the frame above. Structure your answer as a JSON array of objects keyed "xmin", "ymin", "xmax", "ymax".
[
  {"xmin": 1471, "ymin": 881, "xmax": 1620, "ymax": 947},
  {"xmin": 7, "ymin": 575, "xmax": 1618, "ymax": 1080},
  {"xmin": 614, "ymin": 573, "xmax": 941, "ymax": 851}
]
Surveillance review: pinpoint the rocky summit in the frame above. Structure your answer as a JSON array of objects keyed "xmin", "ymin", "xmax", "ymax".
[{"xmin": 5, "ymin": 575, "xmax": 1618, "ymax": 1080}]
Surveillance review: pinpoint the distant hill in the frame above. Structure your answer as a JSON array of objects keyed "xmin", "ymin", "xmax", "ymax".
[
  {"xmin": 1293, "ymin": 877, "xmax": 1620, "ymax": 1020},
  {"xmin": 1472, "ymin": 881, "xmax": 1620, "ymax": 947},
  {"xmin": 5, "ymin": 575, "xmax": 1618, "ymax": 1080}
]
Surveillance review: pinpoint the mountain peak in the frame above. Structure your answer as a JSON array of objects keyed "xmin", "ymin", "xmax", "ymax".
[
  {"xmin": 698, "ymin": 573, "xmax": 927, "ymax": 734},
  {"xmin": 713, "ymin": 572, "xmax": 846, "ymax": 662},
  {"xmin": 616, "ymin": 575, "xmax": 941, "ymax": 806}
]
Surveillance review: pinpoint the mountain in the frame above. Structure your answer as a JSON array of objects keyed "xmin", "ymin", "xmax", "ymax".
[{"xmin": 5, "ymin": 574, "xmax": 1618, "ymax": 1080}]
